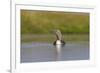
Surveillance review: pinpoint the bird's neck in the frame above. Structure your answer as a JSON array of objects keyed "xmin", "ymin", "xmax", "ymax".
[{"xmin": 56, "ymin": 34, "xmax": 62, "ymax": 40}]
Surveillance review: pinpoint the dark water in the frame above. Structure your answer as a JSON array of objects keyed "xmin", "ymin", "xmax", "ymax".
[{"xmin": 21, "ymin": 42, "xmax": 89, "ymax": 63}]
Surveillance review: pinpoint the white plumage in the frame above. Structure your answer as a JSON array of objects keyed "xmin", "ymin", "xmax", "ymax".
[{"xmin": 56, "ymin": 40, "xmax": 61, "ymax": 45}]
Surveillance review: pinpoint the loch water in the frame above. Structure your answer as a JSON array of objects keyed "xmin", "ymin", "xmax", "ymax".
[{"xmin": 21, "ymin": 42, "xmax": 89, "ymax": 63}]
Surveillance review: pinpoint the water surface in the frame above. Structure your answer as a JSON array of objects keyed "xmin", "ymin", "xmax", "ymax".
[{"xmin": 21, "ymin": 42, "xmax": 89, "ymax": 63}]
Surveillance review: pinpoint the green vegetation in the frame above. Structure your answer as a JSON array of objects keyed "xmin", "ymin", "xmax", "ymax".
[
  {"xmin": 21, "ymin": 10, "xmax": 89, "ymax": 43},
  {"xmin": 21, "ymin": 10, "xmax": 89, "ymax": 34}
]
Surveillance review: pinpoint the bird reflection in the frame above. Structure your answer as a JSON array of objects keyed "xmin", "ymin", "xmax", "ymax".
[{"xmin": 55, "ymin": 44, "xmax": 62, "ymax": 61}]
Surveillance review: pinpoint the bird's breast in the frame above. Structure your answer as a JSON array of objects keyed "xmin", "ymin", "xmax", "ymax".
[{"xmin": 56, "ymin": 40, "xmax": 61, "ymax": 45}]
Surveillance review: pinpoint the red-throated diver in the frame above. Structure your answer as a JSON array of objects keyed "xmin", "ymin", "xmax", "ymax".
[{"xmin": 53, "ymin": 30, "xmax": 65, "ymax": 47}]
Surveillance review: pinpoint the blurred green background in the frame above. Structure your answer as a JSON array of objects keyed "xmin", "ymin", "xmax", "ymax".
[{"xmin": 21, "ymin": 10, "xmax": 89, "ymax": 42}]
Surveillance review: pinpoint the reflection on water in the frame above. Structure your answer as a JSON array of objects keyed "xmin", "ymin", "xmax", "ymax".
[
  {"xmin": 21, "ymin": 42, "xmax": 89, "ymax": 63},
  {"xmin": 55, "ymin": 44, "xmax": 62, "ymax": 61}
]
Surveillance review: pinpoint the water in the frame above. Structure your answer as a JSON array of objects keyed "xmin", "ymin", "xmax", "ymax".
[{"xmin": 21, "ymin": 42, "xmax": 89, "ymax": 63}]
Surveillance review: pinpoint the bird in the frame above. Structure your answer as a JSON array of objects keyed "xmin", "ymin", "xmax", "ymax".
[{"xmin": 53, "ymin": 30, "xmax": 65, "ymax": 47}]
